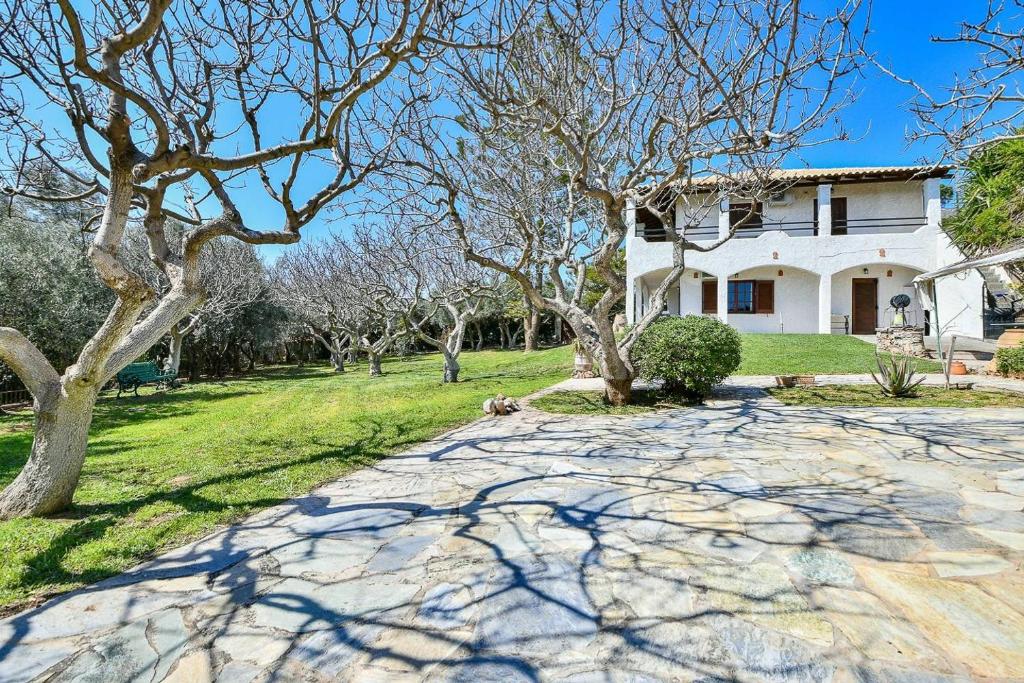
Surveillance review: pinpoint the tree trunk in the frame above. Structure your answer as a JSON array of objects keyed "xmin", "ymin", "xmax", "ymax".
[
  {"xmin": 330, "ymin": 351, "xmax": 345, "ymax": 372},
  {"xmin": 442, "ymin": 352, "xmax": 460, "ymax": 383},
  {"xmin": 368, "ymin": 351, "xmax": 382, "ymax": 377},
  {"xmin": 510, "ymin": 323, "xmax": 523, "ymax": 349},
  {"xmin": 498, "ymin": 321, "xmax": 509, "ymax": 350},
  {"xmin": 0, "ymin": 386, "xmax": 97, "ymax": 518},
  {"xmin": 474, "ymin": 322, "xmax": 485, "ymax": 351},
  {"xmin": 523, "ymin": 307, "xmax": 540, "ymax": 352},
  {"xmin": 165, "ymin": 326, "xmax": 185, "ymax": 375},
  {"xmin": 603, "ymin": 375, "xmax": 632, "ymax": 406}
]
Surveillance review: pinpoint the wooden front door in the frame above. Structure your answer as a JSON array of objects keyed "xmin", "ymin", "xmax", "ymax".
[{"xmin": 852, "ymin": 278, "xmax": 878, "ymax": 334}]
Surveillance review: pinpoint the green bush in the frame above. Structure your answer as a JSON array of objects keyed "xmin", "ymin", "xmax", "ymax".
[
  {"xmin": 996, "ymin": 343, "xmax": 1024, "ymax": 377},
  {"xmin": 630, "ymin": 315, "xmax": 742, "ymax": 399}
]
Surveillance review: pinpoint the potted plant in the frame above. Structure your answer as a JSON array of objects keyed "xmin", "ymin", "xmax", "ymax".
[{"xmin": 572, "ymin": 338, "xmax": 595, "ymax": 378}]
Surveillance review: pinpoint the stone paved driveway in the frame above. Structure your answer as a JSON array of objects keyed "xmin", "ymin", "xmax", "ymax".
[{"xmin": 3, "ymin": 395, "xmax": 1024, "ymax": 682}]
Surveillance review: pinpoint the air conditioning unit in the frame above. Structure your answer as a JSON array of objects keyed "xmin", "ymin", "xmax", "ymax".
[{"xmin": 767, "ymin": 191, "xmax": 791, "ymax": 206}]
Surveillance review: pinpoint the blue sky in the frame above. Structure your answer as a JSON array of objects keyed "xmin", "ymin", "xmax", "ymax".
[
  {"xmin": 8, "ymin": 3, "xmax": 988, "ymax": 261},
  {"xmin": 257, "ymin": 2, "xmax": 985, "ymax": 259},
  {"xmin": 799, "ymin": 2, "xmax": 979, "ymax": 168}
]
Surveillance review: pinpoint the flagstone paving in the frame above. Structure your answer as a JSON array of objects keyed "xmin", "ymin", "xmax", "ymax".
[{"xmin": 2, "ymin": 393, "xmax": 1024, "ymax": 682}]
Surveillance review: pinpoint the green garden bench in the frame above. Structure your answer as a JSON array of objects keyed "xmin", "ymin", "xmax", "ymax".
[{"xmin": 115, "ymin": 362, "xmax": 178, "ymax": 397}]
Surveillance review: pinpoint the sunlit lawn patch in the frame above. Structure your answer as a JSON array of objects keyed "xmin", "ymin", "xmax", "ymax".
[
  {"xmin": 767, "ymin": 384, "xmax": 1024, "ymax": 408},
  {"xmin": 0, "ymin": 347, "xmax": 572, "ymax": 614}
]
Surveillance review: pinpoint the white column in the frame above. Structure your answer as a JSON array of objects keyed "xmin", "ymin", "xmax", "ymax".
[
  {"xmin": 679, "ymin": 277, "xmax": 685, "ymax": 317},
  {"xmin": 816, "ymin": 184, "xmax": 832, "ymax": 237},
  {"xmin": 626, "ymin": 277, "xmax": 636, "ymax": 324},
  {"xmin": 717, "ymin": 274, "xmax": 729, "ymax": 324},
  {"xmin": 718, "ymin": 197, "xmax": 730, "ymax": 240},
  {"xmin": 923, "ymin": 177, "xmax": 942, "ymax": 228},
  {"xmin": 818, "ymin": 273, "xmax": 832, "ymax": 334}
]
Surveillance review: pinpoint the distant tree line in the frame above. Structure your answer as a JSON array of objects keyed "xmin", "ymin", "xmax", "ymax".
[{"xmin": 1, "ymin": 191, "xmax": 573, "ymax": 397}]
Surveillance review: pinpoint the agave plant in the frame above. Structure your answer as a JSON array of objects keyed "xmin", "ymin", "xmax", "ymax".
[{"xmin": 871, "ymin": 352, "xmax": 926, "ymax": 398}]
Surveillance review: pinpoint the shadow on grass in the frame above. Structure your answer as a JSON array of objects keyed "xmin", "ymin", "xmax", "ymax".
[
  {"xmin": 531, "ymin": 389, "xmax": 696, "ymax": 415},
  {"xmin": 2, "ymin": 416, "xmax": 399, "ymax": 617}
]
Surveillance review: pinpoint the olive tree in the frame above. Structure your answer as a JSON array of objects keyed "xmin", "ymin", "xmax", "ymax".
[
  {"xmin": 0, "ymin": 0, "xmax": 501, "ymax": 518},
  {"xmin": 406, "ymin": 0, "xmax": 866, "ymax": 404}
]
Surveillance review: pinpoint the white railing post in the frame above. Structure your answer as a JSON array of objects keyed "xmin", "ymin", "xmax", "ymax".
[
  {"xmin": 718, "ymin": 197, "xmax": 730, "ymax": 241},
  {"xmin": 923, "ymin": 178, "xmax": 942, "ymax": 228},
  {"xmin": 817, "ymin": 184, "xmax": 832, "ymax": 237},
  {"xmin": 818, "ymin": 273, "xmax": 833, "ymax": 334},
  {"xmin": 717, "ymin": 274, "xmax": 729, "ymax": 324}
]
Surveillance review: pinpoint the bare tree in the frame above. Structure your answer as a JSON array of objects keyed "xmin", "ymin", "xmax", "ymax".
[
  {"xmin": 274, "ymin": 232, "xmax": 408, "ymax": 377},
  {"xmin": 0, "ymin": 0, "xmax": 504, "ymax": 518},
  {"xmin": 358, "ymin": 220, "xmax": 494, "ymax": 382},
  {"xmin": 874, "ymin": 1, "xmax": 1024, "ymax": 158},
  {"xmin": 122, "ymin": 229, "xmax": 269, "ymax": 375},
  {"xmin": 275, "ymin": 240, "xmax": 355, "ymax": 373},
  {"xmin": 401, "ymin": 0, "xmax": 865, "ymax": 404},
  {"xmin": 873, "ymin": 2, "xmax": 1024, "ymax": 285}
]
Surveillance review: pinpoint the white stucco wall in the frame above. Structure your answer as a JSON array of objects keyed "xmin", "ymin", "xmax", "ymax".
[
  {"xmin": 830, "ymin": 264, "xmax": 926, "ymax": 329},
  {"xmin": 626, "ymin": 177, "xmax": 986, "ymax": 338}
]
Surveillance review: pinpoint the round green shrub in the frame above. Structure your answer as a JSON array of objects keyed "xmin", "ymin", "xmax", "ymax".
[
  {"xmin": 995, "ymin": 343, "xmax": 1024, "ymax": 377},
  {"xmin": 630, "ymin": 315, "xmax": 742, "ymax": 399}
]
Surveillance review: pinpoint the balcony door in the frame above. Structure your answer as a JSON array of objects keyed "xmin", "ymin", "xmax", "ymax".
[{"xmin": 852, "ymin": 278, "xmax": 878, "ymax": 335}]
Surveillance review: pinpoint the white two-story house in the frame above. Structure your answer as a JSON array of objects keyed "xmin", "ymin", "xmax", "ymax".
[{"xmin": 626, "ymin": 166, "xmax": 987, "ymax": 339}]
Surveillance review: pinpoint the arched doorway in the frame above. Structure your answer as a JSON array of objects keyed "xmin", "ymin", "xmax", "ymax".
[{"xmin": 830, "ymin": 264, "xmax": 926, "ymax": 336}]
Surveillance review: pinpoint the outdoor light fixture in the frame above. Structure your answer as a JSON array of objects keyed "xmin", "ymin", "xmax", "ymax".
[{"xmin": 862, "ymin": 267, "xmax": 869, "ymax": 275}]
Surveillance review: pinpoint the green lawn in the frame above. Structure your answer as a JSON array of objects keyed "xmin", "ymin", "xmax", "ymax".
[
  {"xmin": 0, "ymin": 347, "xmax": 572, "ymax": 614},
  {"xmin": 767, "ymin": 385, "xmax": 1024, "ymax": 408},
  {"xmin": 0, "ymin": 333, "xmax": 946, "ymax": 613},
  {"xmin": 737, "ymin": 334, "xmax": 942, "ymax": 375}
]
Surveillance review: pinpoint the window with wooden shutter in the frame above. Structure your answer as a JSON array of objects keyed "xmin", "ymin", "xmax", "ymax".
[
  {"xmin": 831, "ymin": 197, "xmax": 848, "ymax": 235},
  {"xmin": 728, "ymin": 280, "xmax": 755, "ymax": 313},
  {"xmin": 701, "ymin": 280, "xmax": 717, "ymax": 314},
  {"xmin": 755, "ymin": 280, "xmax": 775, "ymax": 314}
]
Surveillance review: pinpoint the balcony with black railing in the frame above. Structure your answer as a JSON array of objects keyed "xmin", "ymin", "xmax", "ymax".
[{"xmin": 634, "ymin": 214, "xmax": 930, "ymax": 242}]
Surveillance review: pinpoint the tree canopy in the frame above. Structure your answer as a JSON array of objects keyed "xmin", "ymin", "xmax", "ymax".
[{"xmin": 946, "ymin": 138, "xmax": 1024, "ymax": 281}]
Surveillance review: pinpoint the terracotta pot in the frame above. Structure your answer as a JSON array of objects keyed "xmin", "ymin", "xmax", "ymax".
[
  {"xmin": 996, "ymin": 328, "xmax": 1024, "ymax": 349},
  {"xmin": 949, "ymin": 360, "xmax": 968, "ymax": 375}
]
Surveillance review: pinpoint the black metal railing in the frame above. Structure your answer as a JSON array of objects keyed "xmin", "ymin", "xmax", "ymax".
[
  {"xmin": 984, "ymin": 306, "xmax": 1024, "ymax": 340},
  {"xmin": 0, "ymin": 388, "xmax": 31, "ymax": 409},
  {"xmin": 635, "ymin": 224, "xmax": 719, "ymax": 241},
  {"xmin": 837, "ymin": 216, "xmax": 927, "ymax": 235},
  {"xmin": 635, "ymin": 215, "xmax": 930, "ymax": 242}
]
